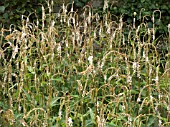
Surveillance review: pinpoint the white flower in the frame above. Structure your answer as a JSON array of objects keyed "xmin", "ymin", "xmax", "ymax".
[
  {"xmin": 127, "ymin": 75, "xmax": 132, "ymax": 84},
  {"xmin": 101, "ymin": 118, "xmax": 106, "ymax": 126},
  {"xmin": 168, "ymin": 24, "xmax": 170, "ymax": 29},
  {"xmin": 133, "ymin": 62, "xmax": 137, "ymax": 69},
  {"xmin": 50, "ymin": 20, "xmax": 55, "ymax": 27},
  {"xmin": 12, "ymin": 45, "xmax": 18, "ymax": 59},
  {"xmin": 104, "ymin": 75, "xmax": 107, "ymax": 82},
  {"xmin": 21, "ymin": 32, "xmax": 26, "ymax": 40},
  {"xmin": 58, "ymin": 111, "xmax": 62, "ymax": 119},
  {"xmin": 88, "ymin": 56, "xmax": 93, "ymax": 65},
  {"xmin": 99, "ymin": 27, "xmax": 102, "ymax": 35},
  {"xmin": 155, "ymin": 75, "xmax": 159, "ymax": 82},
  {"xmin": 57, "ymin": 44, "xmax": 61, "ymax": 56},
  {"xmin": 62, "ymin": 3, "xmax": 67, "ymax": 14},
  {"xmin": 150, "ymin": 95, "xmax": 153, "ymax": 100},
  {"xmin": 100, "ymin": 62, "xmax": 104, "ymax": 69},
  {"xmin": 103, "ymin": 0, "xmax": 108, "ymax": 11},
  {"xmin": 71, "ymin": 2, "xmax": 74, "ymax": 12},
  {"xmin": 18, "ymin": 105, "xmax": 21, "ymax": 111},
  {"xmin": 137, "ymin": 97, "xmax": 141, "ymax": 102},
  {"xmin": 87, "ymin": 16, "xmax": 91, "ymax": 24},
  {"xmin": 107, "ymin": 26, "xmax": 110, "ymax": 34},
  {"xmin": 167, "ymin": 105, "xmax": 170, "ymax": 111},
  {"xmin": 158, "ymin": 94, "xmax": 161, "ymax": 100},
  {"xmin": 158, "ymin": 119, "xmax": 162, "ymax": 126},
  {"xmin": 94, "ymin": 32, "xmax": 96, "ymax": 38},
  {"xmin": 96, "ymin": 101, "xmax": 99, "ymax": 107},
  {"xmin": 121, "ymin": 105, "xmax": 125, "ymax": 110},
  {"xmin": 134, "ymin": 12, "xmax": 137, "ymax": 16},
  {"xmin": 128, "ymin": 116, "xmax": 132, "ymax": 126},
  {"xmin": 60, "ymin": 19, "xmax": 62, "ymax": 23},
  {"xmin": 143, "ymin": 51, "xmax": 146, "ymax": 58},
  {"xmin": 146, "ymin": 56, "xmax": 149, "ymax": 62},
  {"xmin": 128, "ymin": 116, "xmax": 132, "ymax": 122},
  {"xmin": 68, "ymin": 117, "xmax": 73, "ymax": 127}
]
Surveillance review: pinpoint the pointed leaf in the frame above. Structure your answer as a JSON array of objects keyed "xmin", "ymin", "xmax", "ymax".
[{"xmin": 0, "ymin": 6, "xmax": 5, "ymax": 13}]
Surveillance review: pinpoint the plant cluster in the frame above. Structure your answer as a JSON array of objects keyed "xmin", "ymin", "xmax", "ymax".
[
  {"xmin": 0, "ymin": 0, "xmax": 170, "ymax": 126},
  {"xmin": 0, "ymin": 0, "xmax": 45, "ymax": 29},
  {"xmin": 109, "ymin": 0, "xmax": 170, "ymax": 34}
]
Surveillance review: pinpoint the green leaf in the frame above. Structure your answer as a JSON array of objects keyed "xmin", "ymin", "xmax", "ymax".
[
  {"xmin": 147, "ymin": 116, "xmax": 156, "ymax": 126},
  {"xmin": 27, "ymin": 66, "xmax": 35, "ymax": 74},
  {"xmin": 131, "ymin": 89, "xmax": 139, "ymax": 94},
  {"xmin": 89, "ymin": 108, "xmax": 95, "ymax": 121},
  {"xmin": 75, "ymin": 1, "xmax": 84, "ymax": 7},
  {"xmin": 71, "ymin": 95, "xmax": 79, "ymax": 98},
  {"xmin": 161, "ymin": 5, "xmax": 168, "ymax": 10},
  {"xmin": 85, "ymin": 120, "xmax": 95, "ymax": 126},
  {"xmin": 3, "ymin": 13, "xmax": 8, "ymax": 19},
  {"xmin": 4, "ymin": 3, "xmax": 9, "ymax": 8},
  {"xmin": 82, "ymin": 0, "xmax": 89, "ymax": 3},
  {"xmin": 141, "ymin": 0, "xmax": 145, "ymax": 3},
  {"xmin": 22, "ymin": 89, "xmax": 31, "ymax": 100},
  {"xmin": 108, "ymin": 122, "xmax": 117, "ymax": 126},
  {"xmin": 50, "ymin": 97, "xmax": 60, "ymax": 107},
  {"xmin": 0, "ymin": 6, "xmax": 5, "ymax": 13},
  {"xmin": 51, "ymin": 77, "xmax": 64, "ymax": 84}
]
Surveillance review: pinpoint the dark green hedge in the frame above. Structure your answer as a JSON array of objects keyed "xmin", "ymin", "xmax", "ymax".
[
  {"xmin": 0, "ymin": 0, "xmax": 170, "ymax": 34},
  {"xmin": 109, "ymin": 0, "xmax": 170, "ymax": 34},
  {"xmin": 0, "ymin": 0, "xmax": 45, "ymax": 29}
]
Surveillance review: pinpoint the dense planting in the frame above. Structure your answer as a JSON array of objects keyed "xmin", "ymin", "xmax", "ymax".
[{"xmin": 0, "ymin": 1, "xmax": 169, "ymax": 126}]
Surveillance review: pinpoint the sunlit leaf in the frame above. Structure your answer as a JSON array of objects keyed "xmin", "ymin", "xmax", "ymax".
[
  {"xmin": 27, "ymin": 66, "xmax": 35, "ymax": 74},
  {"xmin": 50, "ymin": 97, "xmax": 60, "ymax": 107},
  {"xmin": 0, "ymin": 6, "xmax": 5, "ymax": 13}
]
